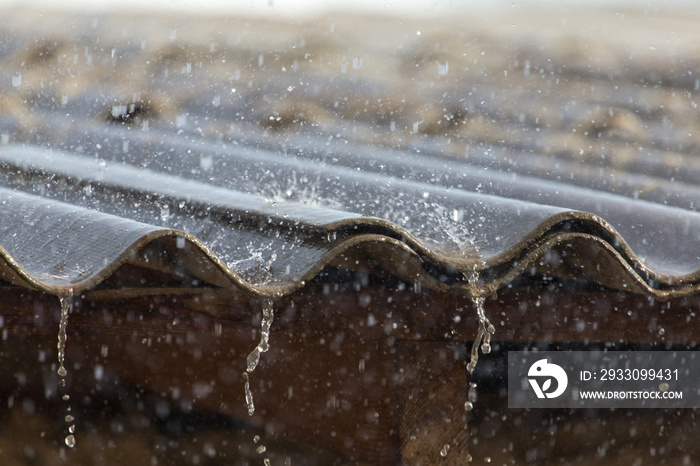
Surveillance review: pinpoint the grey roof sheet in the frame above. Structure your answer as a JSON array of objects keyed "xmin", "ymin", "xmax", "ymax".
[{"xmin": 2, "ymin": 9, "xmax": 700, "ymax": 299}]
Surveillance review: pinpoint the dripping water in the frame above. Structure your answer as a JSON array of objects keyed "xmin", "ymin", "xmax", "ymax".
[
  {"xmin": 465, "ymin": 381, "xmax": 478, "ymax": 412},
  {"xmin": 443, "ymin": 208, "xmax": 495, "ymax": 411},
  {"xmin": 463, "ymin": 268, "xmax": 495, "ymax": 419},
  {"xmin": 57, "ymin": 294, "xmax": 76, "ymax": 448},
  {"xmin": 243, "ymin": 372, "xmax": 254, "ymax": 416},
  {"xmin": 245, "ymin": 299, "xmax": 274, "ymax": 381},
  {"xmin": 57, "ymin": 296, "xmax": 70, "ymax": 378},
  {"xmin": 244, "ymin": 299, "xmax": 274, "ymax": 464},
  {"xmin": 465, "ymin": 271, "xmax": 495, "ymax": 374},
  {"xmin": 254, "ymin": 434, "xmax": 272, "ymax": 465}
]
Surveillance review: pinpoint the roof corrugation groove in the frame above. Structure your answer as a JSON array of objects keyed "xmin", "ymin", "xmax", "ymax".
[{"xmin": 1, "ymin": 9, "xmax": 700, "ymax": 299}]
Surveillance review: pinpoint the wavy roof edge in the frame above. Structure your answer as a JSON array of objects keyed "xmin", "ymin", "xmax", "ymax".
[{"xmin": 1, "ymin": 189, "xmax": 697, "ymax": 301}]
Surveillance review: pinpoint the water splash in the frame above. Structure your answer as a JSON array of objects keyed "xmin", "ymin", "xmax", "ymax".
[
  {"xmin": 243, "ymin": 299, "xmax": 275, "ymax": 416},
  {"xmin": 57, "ymin": 294, "xmax": 76, "ymax": 448},
  {"xmin": 438, "ymin": 205, "xmax": 495, "ymax": 375}
]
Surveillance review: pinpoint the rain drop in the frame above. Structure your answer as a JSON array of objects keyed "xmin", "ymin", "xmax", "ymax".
[
  {"xmin": 200, "ymin": 154, "xmax": 213, "ymax": 171},
  {"xmin": 468, "ymin": 382, "xmax": 478, "ymax": 403},
  {"xmin": 160, "ymin": 204, "xmax": 170, "ymax": 222},
  {"xmin": 65, "ymin": 435, "xmax": 76, "ymax": 448},
  {"xmin": 440, "ymin": 444, "xmax": 450, "ymax": 457}
]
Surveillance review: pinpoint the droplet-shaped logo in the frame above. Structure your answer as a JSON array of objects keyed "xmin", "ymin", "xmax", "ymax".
[{"xmin": 527, "ymin": 358, "xmax": 568, "ymax": 399}]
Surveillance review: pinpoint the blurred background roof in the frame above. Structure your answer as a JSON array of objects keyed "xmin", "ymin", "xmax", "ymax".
[{"xmin": 0, "ymin": 0, "xmax": 698, "ymax": 17}]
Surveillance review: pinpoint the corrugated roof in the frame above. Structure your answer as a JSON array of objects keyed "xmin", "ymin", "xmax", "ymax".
[{"xmin": 2, "ymin": 8, "xmax": 700, "ymax": 300}]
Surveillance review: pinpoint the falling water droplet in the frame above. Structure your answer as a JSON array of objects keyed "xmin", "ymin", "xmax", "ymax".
[
  {"xmin": 246, "ymin": 348, "xmax": 261, "ymax": 374},
  {"xmin": 160, "ymin": 203, "xmax": 170, "ymax": 222},
  {"xmin": 65, "ymin": 434, "xmax": 76, "ymax": 448},
  {"xmin": 464, "ymin": 401, "xmax": 474, "ymax": 412},
  {"xmin": 243, "ymin": 372, "xmax": 255, "ymax": 416},
  {"xmin": 468, "ymin": 382, "xmax": 478, "ymax": 404},
  {"xmin": 440, "ymin": 444, "xmax": 450, "ymax": 457},
  {"xmin": 200, "ymin": 153, "xmax": 213, "ymax": 171},
  {"xmin": 97, "ymin": 158, "xmax": 106, "ymax": 181}
]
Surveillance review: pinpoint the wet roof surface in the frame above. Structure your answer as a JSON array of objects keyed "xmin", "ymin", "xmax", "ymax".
[{"xmin": 2, "ymin": 8, "xmax": 700, "ymax": 299}]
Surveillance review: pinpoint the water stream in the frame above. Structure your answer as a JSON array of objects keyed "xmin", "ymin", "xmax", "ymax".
[
  {"xmin": 466, "ymin": 294, "xmax": 496, "ymax": 375},
  {"xmin": 463, "ymin": 263, "xmax": 496, "ymax": 417},
  {"xmin": 244, "ymin": 299, "xmax": 275, "ymax": 464},
  {"xmin": 57, "ymin": 294, "xmax": 76, "ymax": 448}
]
